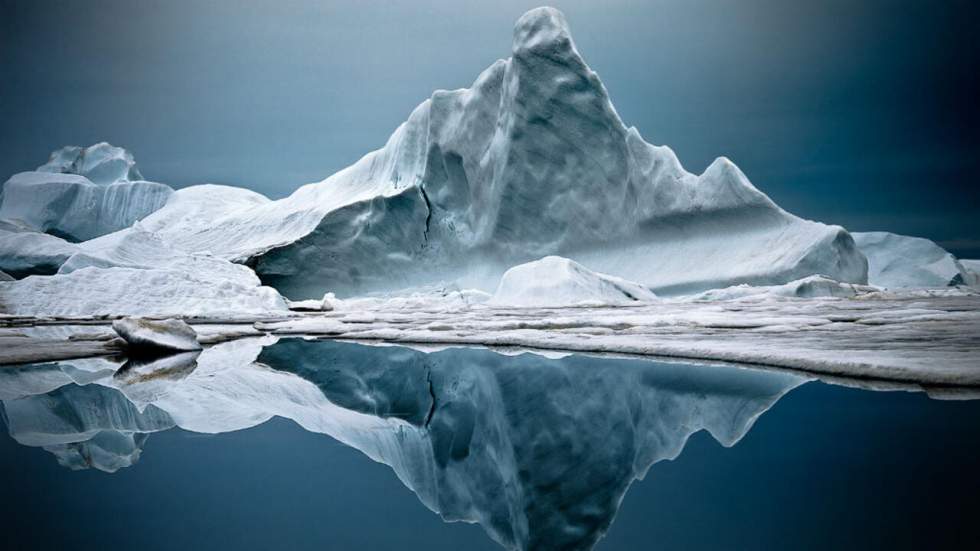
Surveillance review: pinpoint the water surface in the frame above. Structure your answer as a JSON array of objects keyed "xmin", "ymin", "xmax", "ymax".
[{"xmin": 1, "ymin": 339, "xmax": 977, "ymax": 550}]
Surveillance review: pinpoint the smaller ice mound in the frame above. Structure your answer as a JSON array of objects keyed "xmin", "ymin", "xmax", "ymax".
[
  {"xmin": 0, "ymin": 144, "xmax": 172, "ymax": 241},
  {"xmin": 0, "ymin": 221, "xmax": 78, "ymax": 278},
  {"xmin": 489, "ymin": 256, "xmax": 657, "ymax": 307},
  {"xmin": 0, "ymin": 269, "xmax": 12, "ymax": 281},
  {"xmin": 690, "ymin": 275, "xmax": 878, "ymax": 301},
  {"xmin": 854, "ymin": 232, "xmax": 976, "ymax": 288},
  {"xmin": 38, "ymin": 143, "xmax": 143, "ymax": 185},
  {"xmin": 286, "ymin": 292, "xmax": 336, "ymax": 312},
  {"xmin": 112, "ymin": 318, "xmax": 203, "ymax": 353}
]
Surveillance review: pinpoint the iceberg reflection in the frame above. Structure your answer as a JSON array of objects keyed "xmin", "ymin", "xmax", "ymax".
[{"xmin": 0, "ymin": 338, "xmax": 807, "ymax": 550}]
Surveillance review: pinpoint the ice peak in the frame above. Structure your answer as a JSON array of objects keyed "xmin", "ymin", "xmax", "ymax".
[{"xmin": 512, "ymin": 7, "xmax": 575, "ymax": 58}]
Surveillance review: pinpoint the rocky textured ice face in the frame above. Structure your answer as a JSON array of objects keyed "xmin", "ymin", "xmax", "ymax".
[
  {"xmin": 110, "ymin": 7, "xmax": 865, "ymax": 298},
  {"xmin": 0, "ymin": 143, "xmax": 172, "ymax": 242},
  {"xmin": 854, "ymin": 232, "xmax": 978, "ymax": 288},
  {"xmin": 490, "ymin": 255, "xmax": 657, "ymax": 307}
]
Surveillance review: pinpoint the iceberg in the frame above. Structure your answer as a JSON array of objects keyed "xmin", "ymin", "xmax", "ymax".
[
  {"xmin": 489, "ymin": 255, "xmax": 657, "ymax": 307},
  {"xmin": 0, "ymin": 143, "xmax": 172, "ymax": 242},
  {"xmin": 110, "ymin": 7, "xmax": 866, "ymax": 299},
  {"xmin": 853, "ymin": 232, "xmax": 977, "ymax": 288}
]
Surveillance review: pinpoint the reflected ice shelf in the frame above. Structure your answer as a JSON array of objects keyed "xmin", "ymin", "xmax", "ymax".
[{"xmin": 0, "ymin": 337, "xmax": 976, "ymax": 551}]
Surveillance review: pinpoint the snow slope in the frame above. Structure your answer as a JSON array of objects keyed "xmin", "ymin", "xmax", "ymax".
[
  {"xmin": 0, "ymin": 211, "xmax": 289, "ymax": 317},
  {"xmin": 854, "ymin": 231, "xmax": 976, "ymax": 288},
  {"xmin": 0, "ymin": 266, "xmax": 286, "ymax": 318},
  {"xmin": 490, "ymin": 256, "xmax": 657, "ymax": 307},
  {"xmin": 117, "ymin": 7, "xmax": 866, "ymax": 298},
  {"xmin": 0, "ymin": 144, "xmax": 172, "ymax": 242},
  {"xmin": 58, "ymin": 224, "xmax": 257, "ymax": 283}
]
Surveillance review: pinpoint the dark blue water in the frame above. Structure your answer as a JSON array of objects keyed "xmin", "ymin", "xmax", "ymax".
[{"xmin": 1, "ymin": 339, "xmax": 978, "ymax": 550}]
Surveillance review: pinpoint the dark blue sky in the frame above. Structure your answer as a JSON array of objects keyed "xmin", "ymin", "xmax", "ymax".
[{"xmin": 2, "ymin": 0, "xmax": 978, "ymax": 255}]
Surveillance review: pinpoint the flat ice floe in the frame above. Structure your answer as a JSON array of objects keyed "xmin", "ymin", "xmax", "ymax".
[{"xmin": 256, "ymin": 290, "xmax": 980, "ymax": 386}]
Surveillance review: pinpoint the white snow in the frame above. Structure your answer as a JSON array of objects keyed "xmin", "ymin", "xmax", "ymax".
[
  {"xmin": 0, "ymin": 266, "xmax": 287, "ymax": 318},
  {"xmin": 59, "ymin": 224, "xmax": 257, "ymax": 284},
  {"xmin": 111, "ymin": 318, "xmax": 203, "ymax": 352},
  {"xmin": 853, "ymin": 231, "xmax": 976, "ymax": 288},
  {"xmin": 489, "ymin": 256, "xmax": 657, "ymax": 307}
]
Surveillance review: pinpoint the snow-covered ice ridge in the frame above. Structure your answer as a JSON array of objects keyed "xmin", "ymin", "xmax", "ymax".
[{"xmin": 85, "ymin": 6, "xmax": 867, "ymax": 298}]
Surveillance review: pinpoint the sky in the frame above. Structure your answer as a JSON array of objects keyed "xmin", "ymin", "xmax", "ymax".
[{"xmin": 2, "ymin": 0, "xmax": 978, "ymax": 256}]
